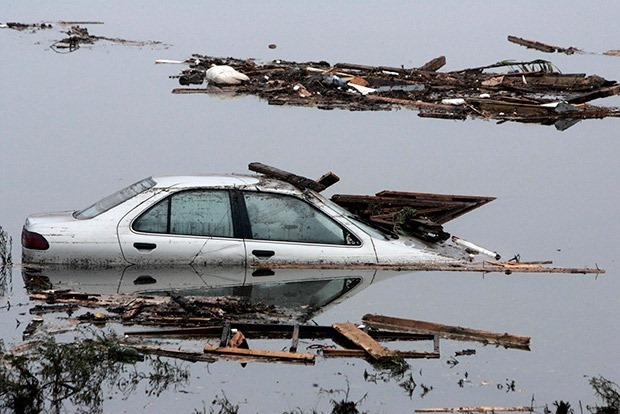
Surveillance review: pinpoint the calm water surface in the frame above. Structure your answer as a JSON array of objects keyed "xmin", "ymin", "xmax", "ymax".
[{"xmin": 1, "ymin": 2, "xmax": 619, "ymax": 412}]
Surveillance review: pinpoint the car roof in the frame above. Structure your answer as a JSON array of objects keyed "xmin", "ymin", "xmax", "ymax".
[{"xmin": 150, "ymin": 174, "xmax": 303, "ymax": 195}]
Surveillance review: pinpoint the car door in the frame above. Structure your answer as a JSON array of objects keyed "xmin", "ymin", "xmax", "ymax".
[
  {"xmin": 117, "ymin": 189, "xmax": 246, "ymax": 266},
  {"xmin": 240, "ymin": 191, "xmax": 377, "ymax": 270}
]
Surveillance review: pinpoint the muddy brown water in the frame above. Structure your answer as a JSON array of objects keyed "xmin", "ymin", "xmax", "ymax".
[{"xmin": 1, "ymin": 2, "xmax": 620, "ymax": 412}]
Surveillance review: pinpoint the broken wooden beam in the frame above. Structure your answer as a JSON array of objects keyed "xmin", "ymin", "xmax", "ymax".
[
  {"xmin": 362, "ymin": 314, "xmax": 530, "ymax": 350},
  {"xmin": 332, "ymin": 322, "xmax": 394, "ymax": 360},
  {"xmin": 316, "ymin": 171, "xmax": 340, "ymax": 189},
  {"xmin": 203, "ymin": 345, "xmax": 315, "ymax": 363},
  {"xmin": 508, "ymin": 35, "xmax": 581, "ymax": 55},
  {"xmin": 248, "ymin": 162, "xmax": 326, "ymax": 192},
  {"xmin": 322, "ymin": 348, "xmax": 439, "ymax": 359},
  {"xmin": 419, "ymin": 56, "xmax": 446, "ymax": 72}
]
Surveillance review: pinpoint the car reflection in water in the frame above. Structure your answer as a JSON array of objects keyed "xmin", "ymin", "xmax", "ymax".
[{"xmin": 22, "ymin": 265, "xmax": 400, "ymax": 322}]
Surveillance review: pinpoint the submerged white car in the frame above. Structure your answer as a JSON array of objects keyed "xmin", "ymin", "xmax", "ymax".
[{"xmin": 22, "ymin": 173, "xmax": 470, "ymax": 268}]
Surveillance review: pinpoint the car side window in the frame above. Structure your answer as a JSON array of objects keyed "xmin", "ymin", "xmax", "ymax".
[
  {"xmin": 243, "ymin": 192, "xmax": 353, "ymax": 245},
  {"xmin": 133, "ymin": 190, "xmax": 233, "ymax": 237}
]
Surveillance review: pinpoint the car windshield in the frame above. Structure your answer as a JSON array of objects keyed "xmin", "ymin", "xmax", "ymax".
[
  {"xmin": 73, "ymin": 177, "xmax": 157, "ymax": 220},
  {"xmin": 311, "ymin": 194, "xmax": 393, "ymax": 240}
]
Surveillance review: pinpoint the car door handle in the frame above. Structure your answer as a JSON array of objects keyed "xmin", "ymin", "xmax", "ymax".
[
  {"xmin": 133, "ymin": 242, "xmax": 157, "ymax": 251},
  {"xmin": 252, "ymin": 249, "xmax": 275, "ymax": 258}
]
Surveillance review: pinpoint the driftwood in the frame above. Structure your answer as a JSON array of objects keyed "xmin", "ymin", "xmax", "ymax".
[
  {"xmin": 362, "ymin": 314, "xmax": 530, "ymax": 350},
  {"xmin": 169, "ymin": 54, "xmax": 620, "ymax": 129}
]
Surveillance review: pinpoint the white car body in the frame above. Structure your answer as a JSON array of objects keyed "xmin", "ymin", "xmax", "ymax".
[{"xmin": 22, "ymin": 174, "xmax": 467, "ymax": 268}]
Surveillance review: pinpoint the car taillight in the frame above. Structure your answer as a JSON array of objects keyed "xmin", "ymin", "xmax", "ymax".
[{"xmin": 22, "ymin": 228, "xmax": 50, "ymax": 250}]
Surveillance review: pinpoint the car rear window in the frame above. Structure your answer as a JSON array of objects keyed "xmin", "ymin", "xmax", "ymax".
[{"xmin": 74, "ymin": 177, "xmax": 157, "ymax": 220}]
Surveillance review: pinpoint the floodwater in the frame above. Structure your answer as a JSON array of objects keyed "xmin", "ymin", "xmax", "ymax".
[{"xmin": 2, "ymin": 2, "xmax": 620, "ymax": 412}]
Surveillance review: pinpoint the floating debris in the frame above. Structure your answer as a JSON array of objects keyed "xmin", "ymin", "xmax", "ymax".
[
  {"xmin": 166, "ymin": 54, "xmax": 620, "ymax": 129},
  {"xmin": 50, "ymin": 25, "xmax": 165, "ymax": 53},
  {"xmin": 362, "ymin": 314, "xmax": 531, "ymax": 350},
  {"xmin": 507, "ymin": 35, "xmax": 583, "ymax": 55},
  {"xmin": 1, "ymin": 21, "xmax": 164, "ymax": 52}
]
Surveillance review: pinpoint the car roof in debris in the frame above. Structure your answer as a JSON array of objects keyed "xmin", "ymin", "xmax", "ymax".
[{"xmin": 150, "ymin": 174, "xmax": 301, "ymax": 194}]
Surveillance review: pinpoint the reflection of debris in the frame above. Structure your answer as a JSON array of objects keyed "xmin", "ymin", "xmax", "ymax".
[
  {"xmin": 362, "ymin": 314, "xmax": 531, "ymax": 350},
  {"xmin": 168, "ymin": 54, "xmax": 620, "ymax": 129},
  {"xmin": 22, "ymin": 316, "xmax": 43, "ymax": 339},
  {"xmin": 29, "ymin": 290, "xmax": 287, "ymax": 326}
]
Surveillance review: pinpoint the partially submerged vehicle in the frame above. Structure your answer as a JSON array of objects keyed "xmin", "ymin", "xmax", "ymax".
[{"xmin": 22, "ymin": 163, "xmax": 496, "ymax": 269}]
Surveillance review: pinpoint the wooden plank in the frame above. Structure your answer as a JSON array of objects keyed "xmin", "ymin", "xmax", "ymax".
[
  {"xmin": 322, "ymin": 348, "xmax": 439, "ymax": 359},
  {"xmin": 362, "ymin": 314, "xmax": 530, "ymax": 349},
  {"xmin": 332, "ymin": 322, "xmax": 394, "ymax": 360},
  {"xmin": 203, "ymin": 345, "xmax": 315, "ymax": 363}
]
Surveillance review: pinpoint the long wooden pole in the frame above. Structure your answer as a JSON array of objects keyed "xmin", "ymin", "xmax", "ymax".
[{"xmin": 362, "ymin": 314, "xmax": 530, "ymax": 350}]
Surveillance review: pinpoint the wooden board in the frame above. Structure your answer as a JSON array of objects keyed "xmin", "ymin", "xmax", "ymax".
[
  {"xmin": 203, "ymin": 345, "xmax": 315, "ymax": 363},
  {"xmin": 332, "ymin": 322, "xmax": 394, "ymax": 360}
]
